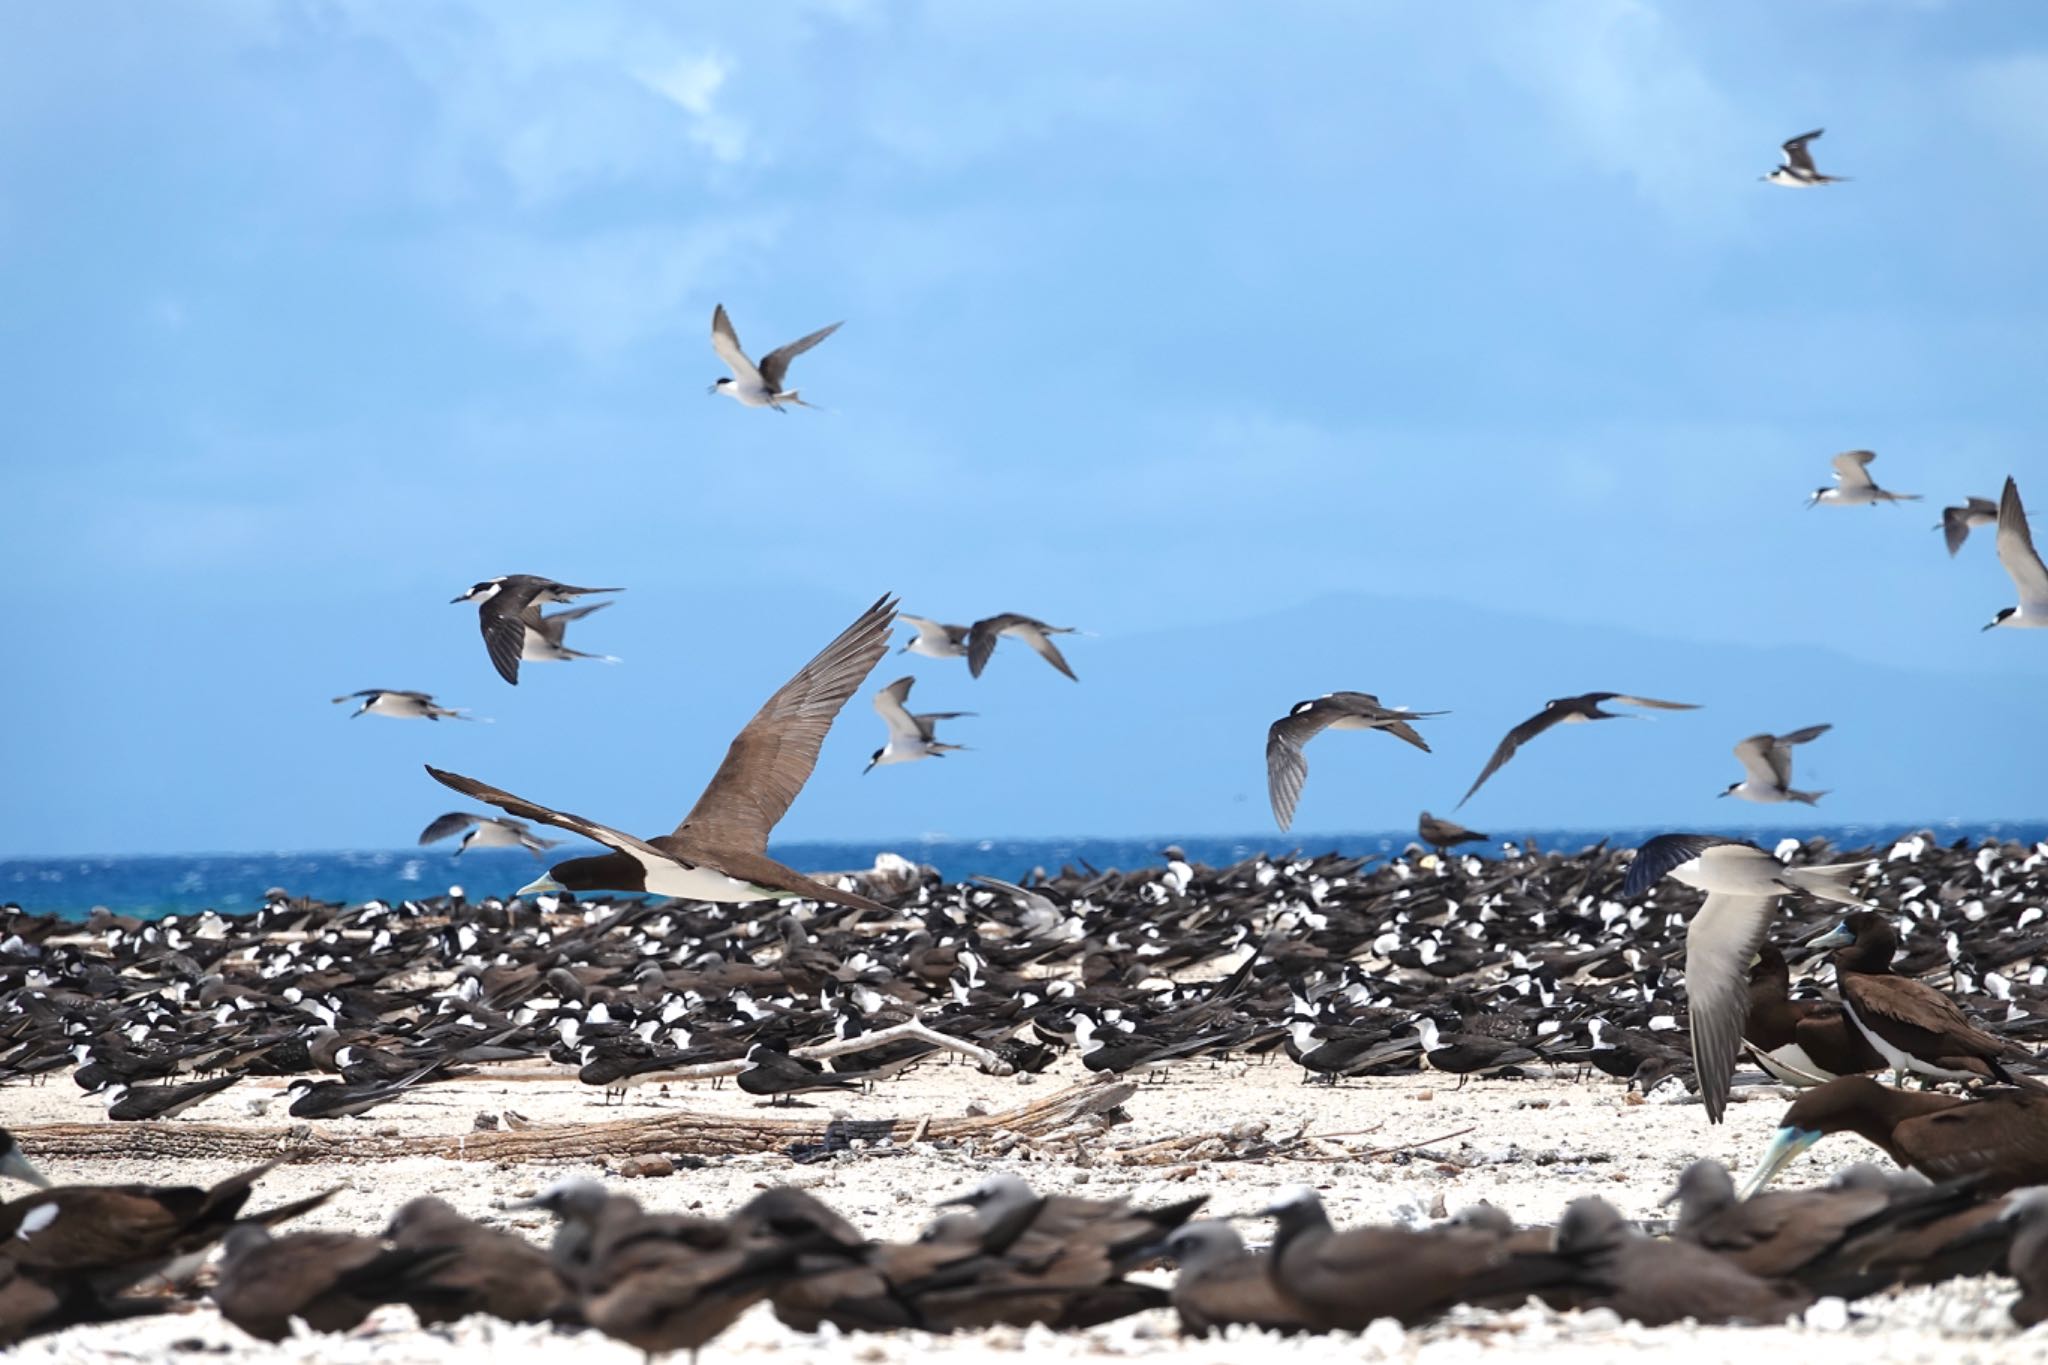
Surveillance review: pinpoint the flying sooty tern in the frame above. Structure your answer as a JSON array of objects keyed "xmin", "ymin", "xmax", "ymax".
[
  {"xmin": 1763, "ymin": 129, "xmax": 1848, "ymax": 187},
  {"xmin": 1720, "ymin": 724, "xmax": 1831, "ymax": 805},
  {"xmin": 1938, "ymin": 497, "xmax": 1999, "ymax": 557},
  {"xmin": 1622, "ymin": 833, "xmax": 1871, "ymax": 1123},
  {"xmin": 1986, "ymin": 476, "xmax": 2048, "ymax": 629},
  {"xmin": 965, "ymin": 613, "xmax": 1080, "ymax": 680},
  {"xmin": 418, "ymin": 812, "xmax": 561, "ymax": 860},
  {"xmin": 1264, "ymin": 693, "xmax": 1445, "ymax": 833},
  {"xmin": 451, "ymin": 576, "xmax": 621, "ymax": 686},
  {"xmin": 865, "ymin": 675, "xmax": 972, "ymax": 772},
  {"xmin": 331, "ymin": 690, "xmax": 474, "ymax": 721},
  {"xmin": 898, "ymin": 614, "xmax": 969, "ymax": 659},
  {"xmin": 709, "ymin": 303, "xmax": 841, "ymax": 411},
  {"xmin": 427, "ymin": 595, "xmax": 898, "ymax": 912},
  {"xmin": 1809, "ymin": 450, "xmax": 1920, "ymax": 507},
  {"xmin": 1456, "ymin": 693, "xmax": 1699, "ymax": 808}
]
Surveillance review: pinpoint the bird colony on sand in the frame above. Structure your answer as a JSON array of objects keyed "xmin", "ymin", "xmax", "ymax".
[{"xmin": 6, "ymin": 129, "xmax": 2048, "ymax": 1353}]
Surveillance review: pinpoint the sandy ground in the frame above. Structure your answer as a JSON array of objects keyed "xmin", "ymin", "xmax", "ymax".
[{"xmin": 6, "ymin": 1056, "xmax": 2039, "ymax": 1363}]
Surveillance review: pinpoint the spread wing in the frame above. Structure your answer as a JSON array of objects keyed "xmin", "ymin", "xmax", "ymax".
[
  {"xmin": 1769, "ymin": 724, "xmax": 1830, "ymax": 784},
  {"xmin": 1624, "ymin": 833, "xmax": 1743, "ymax": 899},
  {"xmin": 711, "ymin": 304, "xmax": 762, "ymax": 384},
  {"xmin": 1611, "ymin": 694, "xmax": 1702, "ymax": 711},
  {"xmin": 1686, "ymin": 892, "xmax": 1779, "ymax": 1124},
  {"xmin": 424, "ymin": 766, "xmax": 669, "ymax": 865},
  {"xmin": 1998, "ymin": 477, "xmax": 2048, "ymax": 613},
  {"xmin": 1264, "ymin": 703, "xmax": 1337, "ymax": 833},
  {"xmin": 417, "ymin": 812, "xmax": 481, "ymax": 845},
  {"xmin": 902, "ymin": 614, "xmax": 966, "ymax": 647},
  {"xmin": 668, "ymin": 594, "xmax": 897, "ymax": 855},
  {"xmin": 874, "ymin": 676, "xmax": 923, "ymax": 741},
  {"xmin": 757, "ymin": 321, "xmax": 843, "ymax": 389},
  {"xmin": 1782, "ymin": 129, "xmax": 1823, "ymax": 175},
  {"xmin": 531, "ymin": 600, "xmax": 611, "ymax": 648},
  {"xmin": 480, "ymin": 592, "xmax": 545, "ymax": 687},
  {"xmin": 1017, "ymin": 624, "xmax": 1077, "ymax": 680},
  {"xmin": 965, "ymin": 613, "xmax": 1029, "ymax": 678},
  {"xmin": 1456, "ymin": 706, "xmax": 1561, "ymax": 808},
  {"xmin": 1732, "ymin": 735, "xmax": 1781, "ymax": 787},
  {"xmin": 1831, "ymin": 450, "xmax": 1879, "ymax": 490}
]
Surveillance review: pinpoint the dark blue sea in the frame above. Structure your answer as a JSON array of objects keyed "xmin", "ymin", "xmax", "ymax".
[{"xmin": 5, "ymin": 820, "xmax": 2045, "ymax": 920}]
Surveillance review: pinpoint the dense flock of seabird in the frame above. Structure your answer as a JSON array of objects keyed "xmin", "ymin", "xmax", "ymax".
[
  {"xmin": 6, "ymin": 122, "xmax": 2048, "ymax": 1355},
  {"xmin": 7, "ymin": 827, "xmax": 2048, "ymax": 1347}
]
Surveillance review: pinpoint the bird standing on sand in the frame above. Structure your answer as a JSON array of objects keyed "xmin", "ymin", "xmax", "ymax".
[
  {"xmin": 1263, "ymin": 693, "xmax": 1444, "ymax": 833},
  {"xmin": 1457, "ymin": 693, "xmax": 1699, "ymax": 808},
  {"xmin": 865, "ymin": 676, "xmax": 971, "ymax": 772},
  {"xmin": 428, "ymin": 595, "xmax": 899, "ymax": 913},
  {"xmin": 331, "ymin": 690, "xmax": 472, "ymax": 721},
  {"xmin": 451, "ymin": 576, "xmax": 621, "ymax": 686},
  {"xmin": 1763, "ymin": 130, "xmax": 1848, "ymax": 187},
  {"xmin": 1986, "ymin": 476, "xmax": 2048, "ymax": 630},
  {"xmin": 966, "ymin": 613, "xmax": 1080, "ymax": 680},
  {"xmin": 1809, "ymin": 451, "xmax": 1919, "ymax": 507},
  {"xmin": 1720, "ymin": 725, "xmax": 1831, "ymax": 805},
  {"xmin": 709, "ymin": 304, "xmax": 841, "ymax": 411}
]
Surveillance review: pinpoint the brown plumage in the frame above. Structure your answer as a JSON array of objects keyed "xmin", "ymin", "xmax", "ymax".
[
  {"xmin": 1746, "ymin": 1076, "xmax": 2048, "ymax": 1194},
  {"xmin": 1743, "ymin": 942, "xmax": 1883, "ymax": 1084},
  {"xmin": 211, "ymin": 1224, "xmax": 464, "ymax": 1342},
  {"xmin": 1818, "ymin": 911, "xmax": 2035, "ymax": 1083},
  {"xmin": 1552, "ymin": 1197, "xmax": 1811, "ymax": 1326},
  {"xmin": 384, "ymin": 1196, "xmax": 577, "ymax": 1325},
  {"xmin": 1457, "ymin": 692, "xmax": 1699, "ymax": 809},
  {"xmin": 1157, "ymin": 1221, "xmax": 1314, "ymax": 1336},
  {"xmin": 429, "ymin": 595, "xmax": 898, "ymax": 912}
]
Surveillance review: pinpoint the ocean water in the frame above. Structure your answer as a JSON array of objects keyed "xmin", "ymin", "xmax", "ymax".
[{"xmin": 5, "ymin": 819, "xmax": 2045, "ymax": 919}]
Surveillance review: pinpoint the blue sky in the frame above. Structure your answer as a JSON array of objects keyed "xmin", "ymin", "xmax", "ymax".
[{"xmin": 4, "ymin": 1, "xmax": 2046, "ymax": 859}]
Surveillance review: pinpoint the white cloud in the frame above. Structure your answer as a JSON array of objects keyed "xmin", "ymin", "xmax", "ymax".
[{"xmin": 635, "ymin": 52, "xmax": 748, "ymax": 163}]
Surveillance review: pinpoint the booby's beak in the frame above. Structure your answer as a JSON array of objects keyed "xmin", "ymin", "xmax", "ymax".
[
  {"xmin": 1739, "ymin": 1126, "xmax": 1821, "ymax": 1199},
  {"xmin": 1809, "ymin": 923, "xmax": 1854, "ymax": 950},
  {"xmin": 0, "ymin": 1145, "xmax": 52, "ymax": 1189},
  {"xmin": 516, "ymin": 874, "xmax": 566, "ymax": 898}
]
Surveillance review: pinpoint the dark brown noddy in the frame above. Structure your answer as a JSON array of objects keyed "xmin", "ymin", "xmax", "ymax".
[{"xmin": 1552, "ymin": 1196, "xmax": 1811, "ymax": 1326}]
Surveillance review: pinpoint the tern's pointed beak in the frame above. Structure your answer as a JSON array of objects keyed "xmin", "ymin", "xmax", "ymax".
[
  {"xmin": 705, "ymin": 382, "xmax": 722, "ymax": 396},
  {"xmin": 517, "ymin": 874, "xmax": 566, "ymax": 898},
  {"xmin": 1715, "ymin": 790, "xmax": 1730, "ymax": 798},
  {"xmin": 1, "ymin": 1145, "xmax": 52, "ymax": 1189},
  {"xmin": 450, "ymin": 594, "xmax": 470, "ymax": 604},
  {"xmin": 1739, "ymin": 1126, "xmax": 1821, "ymax": 1199}
]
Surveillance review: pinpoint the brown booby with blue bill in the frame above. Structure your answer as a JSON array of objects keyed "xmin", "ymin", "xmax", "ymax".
[
  {"xmin": 1263, "ymin": 692, "xmax": 1444, "ymax": 832},
  {"xmin": 428, "ymin": 595, "xmax": 899, "ymax": 913},
  {"xmin": 1741, "ymin": 1075, "xmax": 2048, "ymax": 1196},
  {"xmin": 1811, "ymin": 909, "xmax": 2040, "ymax": 1085},
  {"xmin": 450, "ymin": 575, "xmax": 621, "ymax": 686},
  {"xmin": 1456, "ymin": 692, "xmax": 1699, "ymax": 808}
]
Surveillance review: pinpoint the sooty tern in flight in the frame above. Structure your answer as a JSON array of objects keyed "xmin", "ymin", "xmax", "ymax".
[
  {"xmin": 1810, "ymin": 450, "xmax": 1919, "ymax": 507},
  {"xmin": 1987, "ymin": 477, "xmax": 2048, "ymax": 630},
  {"xmin": 1720, "ymin": 724, "xmax": 1831, "ymax": 805},
  {"xmin": 1264, "ymin": 693, "xmax": 1445, "ymax": 833},
  {"xmin": 418, "ymin": 812, "xmax": 561, "ymax": 859},
  {"xmin": 966, "ymin": 614, "xmax": 1080, "ymax": 680},
  {"xmin": 451, "ymin": 576, "xmax": 621, "ymax": 686},
  {"xmin": 1938, "ymin": 497, "xmax": 1999, "ymax": 557},
  {"xmin": 331, "ymin": 690, "xmax": 474, "ymax": 721},
  {"xmin": 428, "ymin": 595, "xmax": 898, "ymax": 912},
  {"xmin": 709, "ymin": 303, "xmax": 841, "ymax": 411},
  {"xmin": 1763, "ymin": 129, "xmax": 1848, "ymax": 187},
  {"xmin": 898, "ymin": 614, "xmax": 970, "ymax": 659},
  {"xmin": 865, "ymin": 676, "xmax": 972, "ymax": 772},
  {"xmin": 1457, "ymin": 693, "xmax": 1699, "ymax": 808}
]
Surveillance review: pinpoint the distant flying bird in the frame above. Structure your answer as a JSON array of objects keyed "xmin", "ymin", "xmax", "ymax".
[
  {"xmin": 709, "ymin": 303, "xmax": 841, "ymax": 411},
  {"xmin": 1720, "ymin": 725, "xmax": 1831, "ymax": 805},
  {"xmin": 1809, "ymin": 450, "xmax": 1920, "ymax": 508},
  {"xmin": 1986, "ymin": 476, "xmax": 2048, "ymax": 630},
  {"xmin": 331, "ymin": 690, "xmax": 472, "ymax": 721},
  {"xmin": 427, "ymin": 595, "xmax": 898, "ymax": 912},
  {"xmin": 1937, "ymin": 497, "xmax": 1999, "ymax": 557},
  {"xmin": 1417, "ymin": 811, "xmax": 1487, "ymax": 855},
  {"xmin": 417, "ymin": 812, "xmax": 561, "ymax": 860},
  {"xmin": 898, "ymin": 614, "xmax": 970, "ymax": 660},
  {"xmin": 865, "ymin": 675, "xmax": 972, "ymax": 772},
  {"xmin": 966, "ymin": 613, "xmax": 1079, "ymax": 681},
  {"xmin": 451, "ymin": 576, "xmax": 622, "ymax": 686},
  {"xmin": 1264, "ymin": 693, "xmax": 1446, "ymax": 833},
  {"xmin": 1763, "ymin": 129, "xmax": 1847, "ymax": 187},
  {"xmin": 1457, "ymin": 692, "xmax": 1701, "ymax": 809},
  {"xmin": 522, "ymin": 602, "xmax": 620, "ymax": 669}
]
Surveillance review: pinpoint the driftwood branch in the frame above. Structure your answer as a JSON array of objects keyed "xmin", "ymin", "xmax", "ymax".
[
  {"xmin": 13, "ymin": 1079, "xmax": 1135, "ymax": 1165},
  {"xmin": 646, "ymin": 1019, "xmax": 1013, "ymax": 1084}
]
